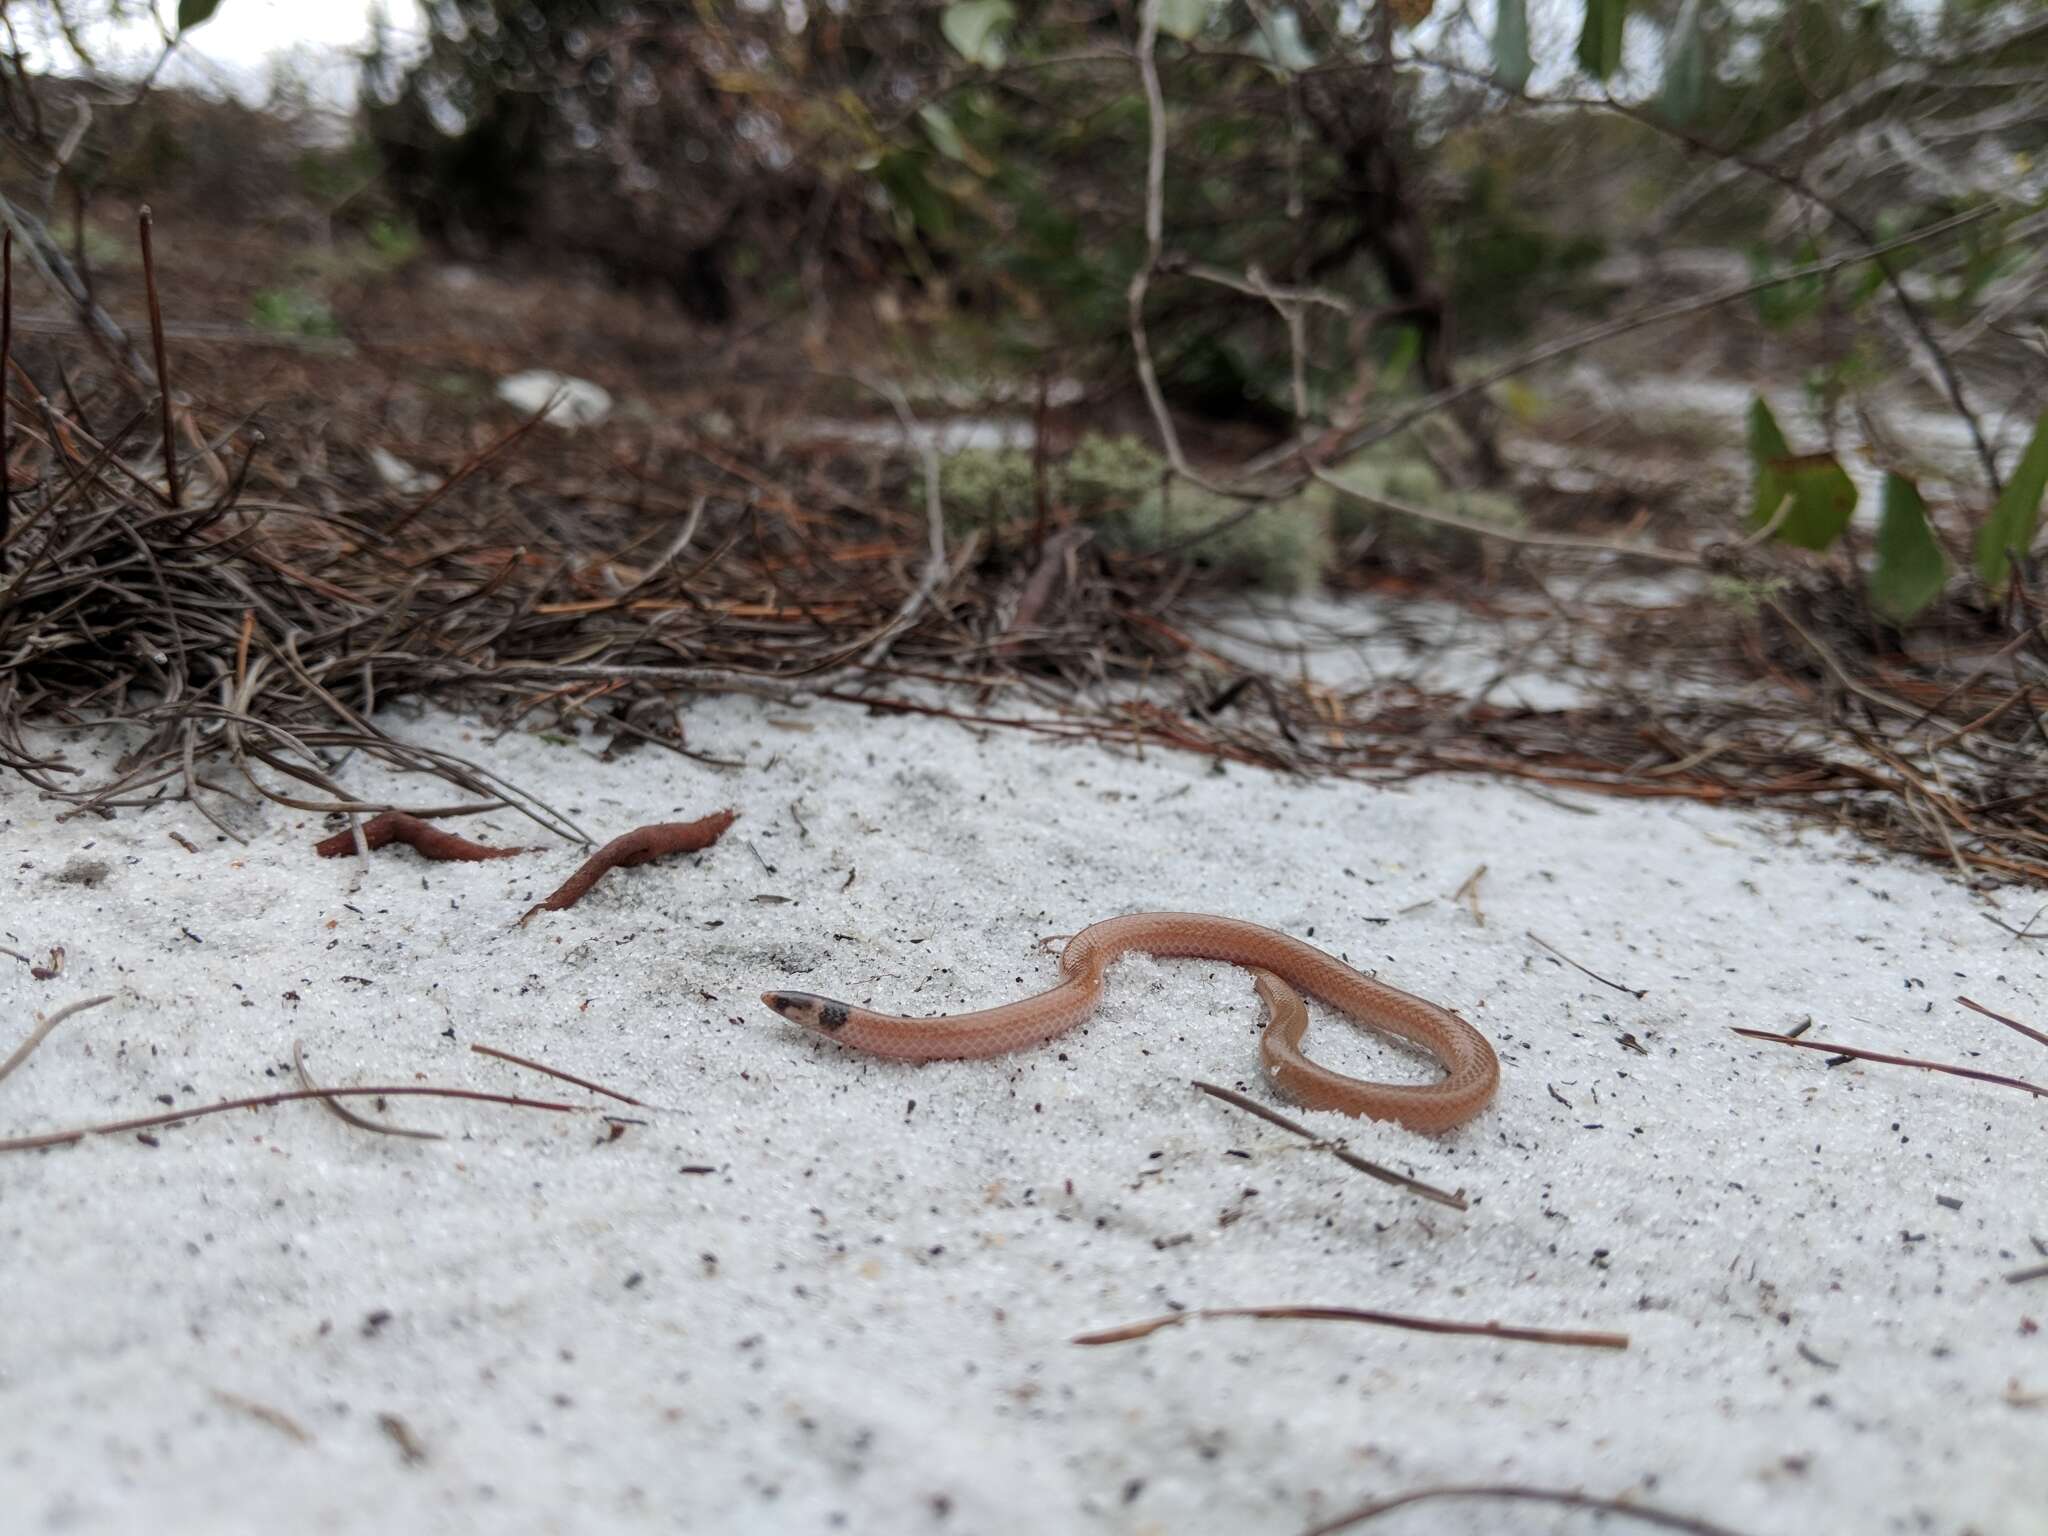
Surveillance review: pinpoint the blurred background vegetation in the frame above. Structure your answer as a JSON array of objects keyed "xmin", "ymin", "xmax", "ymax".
[
  {"xmin": 3, "ymin": 0, "xmax": 2047, "ymax": 612},
  {"xmin": 5, "ymin": 0, "xmax": 2048, "ymax": 878}
]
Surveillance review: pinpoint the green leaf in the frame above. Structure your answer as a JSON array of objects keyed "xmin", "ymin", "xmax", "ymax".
[
  {"xmin": 1747, "ymin": 396, "xmax": 1793, "ymax": 525},
  {"xmin": 941, "ymin": 0, "xmax": 1014, "ymax": 69},
  {"xmin": 1379, "ymin": 325, "xmax": 1422, "ymax": 394},
  {"xmin": 1772, "ymin": 455, "xmax": 1859, "ymax": 551},
  {"xmin": 1747, "ymin": 397, "xmax": 1856, "ymax": 550},
  {"xmin": 1658, "ymin": 0, "xmax": 1706, "ymax": 125},
  {"xmin": 1157, "ymin": 0, "xmax": 1218, "ymax": 42},
  {"xmin": 177, "ymin": 0, "xmax": 223, "ymax": 28},
  {"xmin": 1975, "ymin": 408, "xmax": 2048, "ymax": 591},
  {"xmin": 918, "ymin": 105, "xmax": 968, "ymax": 161},
  {"xmin": 1869, "ymin": 473, "xmax": 1948, "ymax": 623},
  {"xmin": 1577, "ymin": 0, "xmax": 1628, "ymax": 81},
  {"xmin": 1493, "ymin": 0, "xmax": 1532, "ymax": 92}
]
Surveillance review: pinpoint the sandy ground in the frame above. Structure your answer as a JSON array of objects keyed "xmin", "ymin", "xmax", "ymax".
[{"xmin": 1, "ymin": 677, "xmax": 2042, "ymax": 1536}]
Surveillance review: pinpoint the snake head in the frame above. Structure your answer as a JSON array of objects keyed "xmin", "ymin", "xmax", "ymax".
[{"xmin": 760, "ymin": 991, "xmax": 854, "ymax": 1038}]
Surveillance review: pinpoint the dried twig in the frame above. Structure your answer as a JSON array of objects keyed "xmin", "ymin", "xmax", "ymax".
[
  {"xmin": 1072, "ymin": 1304, "xmax": 1629, "ymax": 1351},
  {"xmin": 1190, "ymin": 1080, "xmax": 1467, "ymax": 1210},
  {"xmin": 1733, "ymin": 1028, "xmax": 2048, "ymax": 1100},
  {"xmin": 0, "ymin": 992, "xmax": 113, "ymax": 1087},
  {"xmin": 0, "ymin": 1084, "xmax": 578, "ymax": 1152},
  {"xmin": 470, "ymin": 1042, "xmax": 649, "ymax": 1107},
  {"xmin": 137, "ymin": 207, "xmax": 178, "ymax": 508},
  {"xmin": 293, "ymin": 1040, "xmax": 441, "ymax": 1141},
  {"xmin": 208, "ymin": 1389, "xmax": 312, "ymax": 1444},
  {"xmin": 1528, "ymin": 932, "xmax": 1648, "ymax": 1000},
  {"xmin": 1955, "ymin": 995, "xmax": 2048, "ymax": 1051},
  {"xmin": 1299, "ymin": 1484, "xmax": 1751, "ymax": 1536}
]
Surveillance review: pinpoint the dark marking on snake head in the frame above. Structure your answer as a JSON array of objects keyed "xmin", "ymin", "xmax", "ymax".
[{"xmin": 760, "ymin": 991, "xmax": 853, "ymax": 1035}]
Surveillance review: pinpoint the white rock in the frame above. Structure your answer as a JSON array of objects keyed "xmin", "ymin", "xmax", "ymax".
[
  {"xmin": 366, "ymin": 444, "xmax": 434, "ymax": 495},
  {"xmin": 495, "ymin": 370, "xmax": 613, "ymax": 428}
]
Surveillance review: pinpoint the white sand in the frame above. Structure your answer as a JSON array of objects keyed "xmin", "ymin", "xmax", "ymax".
[{"xmin": 1, "ymin": 684, "xmax": 2042, "ymax": 1535}]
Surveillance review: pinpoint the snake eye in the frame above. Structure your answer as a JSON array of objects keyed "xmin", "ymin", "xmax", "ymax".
[
  {"xmin": 760, "ymin": 991, "xmax": 815, "ymax": 1024},
  {"xmin": 760, "ymin": 991, "xmax": 853, "ymax": 1034}
]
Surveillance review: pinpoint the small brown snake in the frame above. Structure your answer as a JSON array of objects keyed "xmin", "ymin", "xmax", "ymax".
[{"xmin": 762, "ymin": 912, "xmax": 1499, "ymax": 1133}]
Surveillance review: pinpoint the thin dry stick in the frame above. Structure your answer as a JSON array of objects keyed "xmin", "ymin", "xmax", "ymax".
[
  {"xmin": 1527, "ymin": 932, "xmax": 1648, "ymax": 1000},
  {"xmin": 208, "ymin": 1388, "xmax": 313, "ymax": 1444},
  {"xmin": 1733, "ymin": 1028, "xmax": 2048, "ymax": 1099},
  {"xmin": 1190, "ymin": 1080, "xmax": 1468, "ymax": 1210},
  {"xmin": 470, "ymin": 1042, "xmax": 648, "ymax": 1108},
  {"xmin": 1072, "ymin": 1305, "xmax": 1629, "ymax": 1350},
  {"xmin": 1955, "ymin": 995, "xmax": 2048, "ymax": 1050},
  {"xmin": 0, "ymin": 1084, "xmax": 579, "ymax": 1152},
  {"xmin": 1, "ymin": 226, "xmax": 11, "ymax": 548},
  {"xmin": 848, "ymin": 370, "xmax": 950, "ymax": 672},
  {"xmin": 0, "ymin": 993, "xmax": 114, "ymax": 1086},
  {"xmin": 2006, "ymin": 1261, "xmax": 2048, "ymax": 1284},
  {"xmin": 1242, "ymin": 204, "xmax": 1995, "ymax": 483},
  {"xmin": 1127, "ymin": 0, "xmax": 1188, "ymax": 480},
  {"xmin": 293, "ymin": 1040, "xmax": 441, "ymax": 1141},
  {"xmin": 1299, "ymin": 1484, "xmax": 1752, "ymax": 1536},
  {"xmin": 137, "ymin": 205, "xmax": 177, "ymax": 508}
]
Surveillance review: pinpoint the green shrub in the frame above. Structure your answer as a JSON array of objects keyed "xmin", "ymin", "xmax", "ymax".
[
  {"xmin": 1064, "ymin": 433, "xmax": 1165, "ymax": 512},
  {"xmin": 249, "ymin": 288, "xmax": 340, "ymax": 338},
  {"xmin": 937, "ymin": 447, "xmax": 1038, "ymax": 538}
]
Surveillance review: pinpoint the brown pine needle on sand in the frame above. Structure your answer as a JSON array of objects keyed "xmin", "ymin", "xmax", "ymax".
[
  {"xmin": 1297, "ymin": 1484, "xmax": 1750, "ymax": 1536},
  {"xmin": 1072, "ymin": 1304, "xmax": 1628, "ymax": 1351},
  {"xmin": 470, "ymin": 1042, "xmax": 650, "ymax": 1107},
  {"xmin": 0, "ymin": 993, "xmax": 115, "ymax": 1088},
  {"xmin": 1955, "ymin": 995, "xmax": 2048, "ymax": 1050},
  {"xmin": 1732, "ymin": 1028, "xmax": 2048, "ymax": 1100},
  {"xmin": 294, "ymin": 1040, "xmax": 442, "ymax": 1141},
  {"xmin": 1190, "ymin": 1080, "xmax": 1468, "ymax": 1210},
  {"xmin": 0, "ymin": 1084, "xmax": 579, "ymax": 1153}
]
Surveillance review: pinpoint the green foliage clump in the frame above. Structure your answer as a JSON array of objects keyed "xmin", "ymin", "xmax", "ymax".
[
  {"xmin": 249, "ymin": 288, "xmax": 340, "ymax": 339},
  {"xmin": 1705, "ymin": 573, "xmax": 1791, "ymax": 615},
  {"xmin": 1064, "ymin": 434, "xmax": 1165, "ymax": 512},
  {"xmin": 938, "ymin": 447, "xmax": 1038, "ymax": 538},
  {"xmin": 1115, "ymin": 489, "xmax": 1331, "ymax": 594},
  {"xmin": 1062, "ymin": 433, "xmax": 1328, "ymax": 591},
  {"xmin": 935, "ymin": 432, "xmax": 1330, "ymax": 591},
  {"xmin": 1317, "ymin": 445, "xmax": 1525, "ymax": 551}
]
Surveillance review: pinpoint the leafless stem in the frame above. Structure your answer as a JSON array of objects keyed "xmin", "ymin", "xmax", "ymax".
[
  {"xmin": 1073, "ymin": 1304, "xmax": 1628, "ymax": 1350},
  {"xmin": 0, "ymin": 993, "xmax": 114, "ymax": 1087},
  {"xmin": 1300, "ymin": 1483, "xmax": 1752, "ymax": 1536},
  {"xmin": 1190, "ymin": 1079, "xmax": 1467, "ymax": 1210}
]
